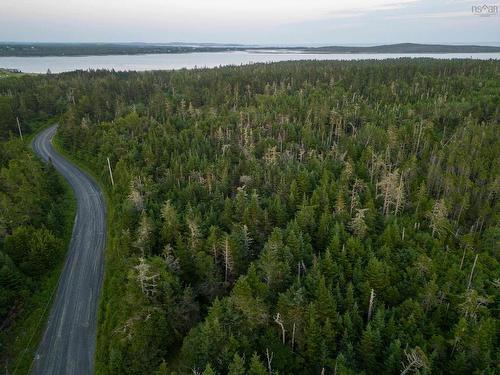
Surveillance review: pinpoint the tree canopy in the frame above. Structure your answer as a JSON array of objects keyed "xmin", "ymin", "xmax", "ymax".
[{"xmin": 1, "ymin": 59, "xmax": 498, "ymax": 374}]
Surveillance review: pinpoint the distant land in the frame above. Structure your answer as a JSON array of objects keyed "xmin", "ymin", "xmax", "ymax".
[{"xmin": 1, "ymin": 42, "xmax": 500, "ymax": 57}]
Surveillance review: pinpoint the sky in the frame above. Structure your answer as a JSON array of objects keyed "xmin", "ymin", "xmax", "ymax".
[{"xmin": 1, "ymin": 0, "xmax": 499, "ymax": 45}]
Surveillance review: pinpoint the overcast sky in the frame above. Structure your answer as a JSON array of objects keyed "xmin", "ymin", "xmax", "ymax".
[{"xmin": 1, "ymin": 0, "xmax": 499, "ymax": 44}]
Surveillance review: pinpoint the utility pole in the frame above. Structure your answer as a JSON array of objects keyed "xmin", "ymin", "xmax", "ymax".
[
  {"xmin": 16, "ymin": 117, "xmax": 23, "ymax": 140},
  {"xmin": 107, "ymin": 157, "xmax": 115, "ymax": 187}
]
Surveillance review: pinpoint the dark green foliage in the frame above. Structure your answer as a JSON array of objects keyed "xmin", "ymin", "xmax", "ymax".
[
  {"xmin": 0, "ymin": 136, "xmax": 69, "ymax": 360},
  {"xmin": 0, "ymin": 59, "xmax": 498, "ymax": 374},
  {"xmin": 0, "ymin": 96, "xmax": 16, "ymax": 140},
  {"xmin": 4, "ymin": 226, "xmax": 63, "ymax": 277}
]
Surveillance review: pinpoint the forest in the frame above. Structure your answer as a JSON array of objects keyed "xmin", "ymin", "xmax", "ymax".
[
  {"xmin": 2, "ymin": 43, "xmax": 500, "ymax": 57},
  {"xmin": 0, "ymin": 59, "xmax": 498, "ymax": 374},
  {"xmin": 0, "ymin": 119, "xmax": 73, "ymax": 369},
  {"xmin": 0, "ymin": 43, "xmax": 238, "ymax": 57}
]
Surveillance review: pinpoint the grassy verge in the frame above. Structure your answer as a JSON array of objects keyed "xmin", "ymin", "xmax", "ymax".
[
  {"xmin": 1, "ymin": 129, "xmax": 76, "ymax": 374},
  {"xmin": 3, "ymin": 123, "xmax": 115, "ymax": 374},
  {"xmin": 51, "ymin": 132, "xmax": 117, "ymax": 375}
]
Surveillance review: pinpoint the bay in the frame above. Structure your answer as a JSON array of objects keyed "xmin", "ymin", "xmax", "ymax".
[{"xmin": 1, "ymin": 51, "xmax": 499, "ymax": 74}]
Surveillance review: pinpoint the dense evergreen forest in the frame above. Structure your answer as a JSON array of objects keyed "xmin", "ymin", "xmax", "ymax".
[
  {"xmin": 0, "ymin": 43, "xmax": 237, "ymax": 57},
  {"xmin": 2, "ymin": 42, "xmax": 500, "ymax": 57},
  {"xmin": 0, "ymin": 59, "xmax": 498, "ymax": 374},
  {"xmin": 0, "ymin": 123, "xmax": 72, "ymax": 366}
]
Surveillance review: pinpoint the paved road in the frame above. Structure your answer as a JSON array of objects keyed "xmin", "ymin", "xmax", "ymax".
[{"xmin": 31, "ymin": 125, "xmax": 106, "ymax": 375}]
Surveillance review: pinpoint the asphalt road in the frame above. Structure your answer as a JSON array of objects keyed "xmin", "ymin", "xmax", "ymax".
[{"xmin": 31, "ymin": 125, "xmax": 106, "ymax": 375}]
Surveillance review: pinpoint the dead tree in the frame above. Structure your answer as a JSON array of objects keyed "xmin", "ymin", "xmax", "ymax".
[
  {"xmin": 350, "ymin": 208, "xmax": 368, "ymax": 237},
  {"xmin": 368, "ymin": 288, "xmax": 376, "ymax": 322},
  {"xmin": 394, "ymin": 170, "xmax": 405, "ymax": 215},
  {"xmin": 274, "ymin": 313, "xmax": 286, "ymax": 344},
  {"xmin": 187, "ymin": 217, "xmax": 201, "ymax": 252},
  {"xmin": 349, "ymin": 179, "xmax": 364, "ymax": 215},
  {"xmin": 107, "ymin": 157, "xmax": 115, "ymax": 187},
  {"xmin": 266, "ymin": 348, "xmax": 273, "ymax": 374},
  {"xmin": 135, "ymin": 257, "xmax": 159, "ymax": 296},
  {"xmin": 428, "ymin": 199, "xmax": 448, "ymax": 237},
  {"xmin": 16, "ymin": 117, "xmax": 23, "ymax": 140},
  {"xmin": 400, "ymin": 347, "xmax": 429, "ymax": 374},
  {"xmin": 134, "ymin": 212, "xmax": 152, "ymax": 256},
  {"xmin": 377, "ymin": 169, "xmax": 399, "ymax": 216},
  {"xmin": 222, "ymin": 236, "xmax": 233, "ymax": 283},
  {"xmin": 466, "ymin": 254, "xmax": 479, "ymax": 291}
]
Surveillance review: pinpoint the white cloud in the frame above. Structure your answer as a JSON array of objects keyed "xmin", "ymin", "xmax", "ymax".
[
  {"xmin": 2, "ymin": 0, "xmax": 419, "ymax": 24},
  {"xmin": 385, "ymin": 10, "xmax": 471, "ymax": 19},
  {"xmin": 0, "ymin": 0, "xmax": 498, "ymax": 44}
]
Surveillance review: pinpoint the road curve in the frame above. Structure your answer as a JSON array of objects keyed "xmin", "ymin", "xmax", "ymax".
[{"xmin": 31, "ymin": 125, "xmax": 106, "ymax": 375}]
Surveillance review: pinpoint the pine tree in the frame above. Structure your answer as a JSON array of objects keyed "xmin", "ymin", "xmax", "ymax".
[
  {"xmin": 349, "ymin": 208, "xmax": 368, "ymax": 238},
  {"xmin": 160, "ymin": 200, "xmax": 179, "ymax": 244},
  {"xmin": 134, "ymin": 212, "xmax": 153, "ymax": 256},
  {"xmin": 202, "ymin": 363, "xmax": 217, "ymax": 375},
  {"xmin": 428, "ymin": 199, "xmax": 449, "ymax": 237},
  {"xmin": 248, "ymin": 353, "xmax": 267, "ymax": 375},
  {"xmin": 228, "ymin": 353, "xmax": 246, "ymax": 375}
]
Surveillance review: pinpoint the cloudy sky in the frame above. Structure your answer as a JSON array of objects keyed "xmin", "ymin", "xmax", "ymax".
[{"xmin": 1, "ymin": 0, "xmax": 499, "ymax": 44}]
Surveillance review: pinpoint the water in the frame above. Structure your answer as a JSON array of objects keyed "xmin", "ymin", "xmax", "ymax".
[{"xmin": 1, "ymin": 51, "xmax": 499, "ymax": 73}]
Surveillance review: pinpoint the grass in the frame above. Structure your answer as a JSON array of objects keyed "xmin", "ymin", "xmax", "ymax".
[
  {"xmin": 51, "ymin": 131, "xmax": 117, "ymax": 375},
  {"xmin": 1, "ymin": 120, "xmax": 117, "ymax": 374},
  {"xmin": 1, "ymin": 129, "xmax": 76, "ymax": 374},
  {"xmin": 4, "ymin": 122, "xmax": 116, "ymax": 375},
  {"xmin": 0, "ymin": 69, "xmax": 30, "ymax": 79}
]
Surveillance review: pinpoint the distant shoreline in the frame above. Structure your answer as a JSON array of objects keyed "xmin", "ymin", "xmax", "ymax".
[{"xmin": 1, "ymin": 42, "xmax": 500, "ymax": 57}]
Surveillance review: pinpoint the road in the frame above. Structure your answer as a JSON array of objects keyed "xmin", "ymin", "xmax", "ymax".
[{"xmin": 31, "ymin": 125, "xmax": 106, "ymax": 375}]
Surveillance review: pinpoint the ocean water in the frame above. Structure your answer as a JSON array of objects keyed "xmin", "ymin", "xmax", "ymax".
[{"xmin": 1, "ymin": 51, "xmax": 499, "ymax": 73}]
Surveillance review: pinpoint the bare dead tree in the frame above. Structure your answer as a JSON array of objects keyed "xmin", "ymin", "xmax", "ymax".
[
  {"xmin": 16, "ymin": 117, "xmax": 23, "ymax": 140},
  {"xmin": 350, "ymin": 179, "xmax": 364, "ymax": 215},
  {"xmin": 377, "ymin": 169, "xmax": 399, "ymax": 216},
  {"xmin": 266, "ymin": 348, "xmax": 273, "ymax": 374},
  {"xmin": 466, "ymin": 254, "xmax": 479, "ymax": 291},
  {"xmin": 107, "ymin": 157, "xmax": 115, "ymax": 187},
  {"xmin": 428, "ymin": 199, "xmax": 448, "ymax": 237},
  {"xmin": 222, "ymin": 236, "xmax": 233, "ymax": 283},
  {"xmin": 274, "ymin": 313, "xmax": 286, "ymax": 344},
  {"xmin": 264, "ymin": 146, "xmax": 279, "ymax": 165},
  {"xmin": 394, "ymin": 170, "xmax": 406, "ymax": 215},
  {"xmin": 459, "ymin": 247, "xmax": 468, "ymax": 270},
  {"xmin": 134, "ymin": 212, "xmax": 153, "ymax": 256},
  {"xmin": 459, "ymin": 288, "xmax": 489, "ymax": 321},
  {"xmin": 128, "ymin": 187, "xmax": 143, "ymax": 212},
  {"xmin": 368, "ymin": 288, "xmax": 376, "ymax": 322},
  {"xmin": 400, "ymin": 347, "xmax": 429, "ymax": 374},
  {"xmin": 162, "ymin": 244, "xmax": 180, "ymax": 273},
  {"xmin": 350, "ymin": 208, "xmax": 368, "ymax": 237},
  {"xmin": 135, "ymin": 257, "xmax": 159, "ymax": 296},
  {"xmin": 414, "ymin": 121, "xmax": 424, "ymax": 155},
  {"xmin": 114, "ymin": 314, "xmax": 142, "ymax": 340},
  {"xmin": 187, "ymin": 217, "xmax": 201, "ymax": 252}
]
